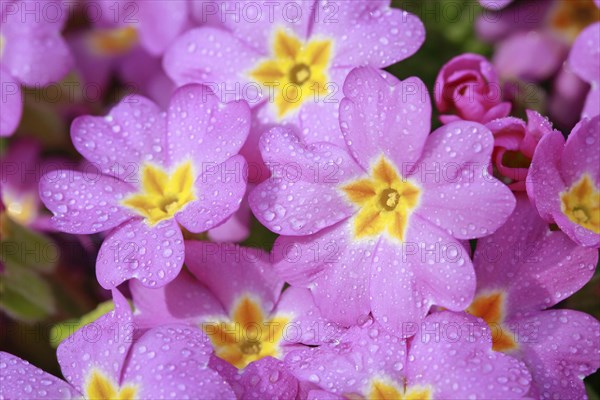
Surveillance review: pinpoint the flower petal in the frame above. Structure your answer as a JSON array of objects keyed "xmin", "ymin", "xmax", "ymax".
[
  {"xmin": 164, "ymin": 27, "xmax": 262, "ymax": 94},
  {"xmin": 312, "ymin": 1, "xmax": 424, "ymax": 68},
  {"xmin": 71, "ymin": 96, "xmax": 167, "ymax": 174},
  {"xmin": 2, "ymin": 27, "xmax": 72, "ymax": 86},
  {"xmin": 274, "ymin": 220, "xmax": 373, "ymax": 327},
  {"xmin": 526, "ymin": 130, "xmax": 565, "ymax": 223},
  {"xmin": 275, "ymin": 287, "xmax": 345, "ymax": 346},
  {"xmin": 136, "ymin": 0, "xmax": 188, "ymax": 56},
  {"xmin": 561, "ymin": 116, "xmax": 600, "ymax": 186},
  {"xmin": 371, "ymin": 216, "xmax": 475, "ymax": 335},
  {"xmin": 57, "ymin": 289, "xmax": 133, "ymax": 394},
  {"xmin": 569, "ymin": 22, "xmax": 600, "ymax": 86},
  {"xmin": 130, "ymin": 268, "xmax": 226, "ymax": 329},
  {"xmin": 413, "ymin": 121, "xmax": 516, "ymax": 239},
  {"xmin": 39, "ymin": 170, "xmax": 135, "ymax": 234},
  {"xmin": 122, "ymin": 324, "xmax": 235, "ymax": 399},
  {"xmin": 166, "ymin": 84, "xmax": 251, "ymax": 168},
  {"xmin": 219, "ymin": 1, "xmax": 314, "ymax": 51},
  {"xmin": 176, "ymin": 155, "xmax": 247, "ymax": 233},
  {"xmin": 340, "ymin": 67, "xmax": 431, "ymax": 170},
  {"xmin": 0, "ymin": 352, "xmax": 78, "ymax": 399},
  {"xmin": 96, "ymin": 218, "xmax": 184, "ymax": 289},
  {"xmin": 516, "ymin": 310, "xmax": 600, "ymax": 399},
  {"xmin": 250, "ymin": 128, "xmax": 360, "ymax": 235},
  {"xmin": 407, "ymin": 311, "xmax": 531, "ymax": 399},
  {"xmin": 0, "ymin": 68, "xmax": 22, "ymax": 137},
  {"xmin": 475, "ymin": 194, "xmax": 598, "ymax": 313},
  {"xmin": 185, "ymin": 241, "xmax": 283, "ymax": 314},
  {"xmin": 236, "ymin": 357, "xmax": 299, "ymax": 400},
  {"xmin": 285, "ymin": 322, "xmax": 407, "ymax": 396}
]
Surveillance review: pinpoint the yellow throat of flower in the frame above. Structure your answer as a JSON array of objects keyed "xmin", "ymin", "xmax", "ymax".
[
  {"xmin": 467, "ymin": 291, "xmax": 518, "ymax": 352},
  {"xmin": 85, "ymin": 369, "xmax": 137, "ymax": 400},
  {"xmin": 250, "ymin": 29, "xmax": 332, "ymax": 118},
  {"xmin": 560, "ymin": 173, "xmax": 600, "ymax": 234},
  {"xmin": 202, "ymin": 295, "xmax": 289, "ymax": 370},
  {"xmin": 89, "ymin": 26, "xmax": 139, "ymax": 56},
  {"xmin": 121, "ymin": 161, "xmax": 196, "ymax": 226},
  {"xmin": 342, "ymin": 157, "xmax": 421, "ymax": 242},
  {"xmin": 0, "ymin": 34, "xmax": 5, "ymax": 59},
  {"xmin": 549, "ymin": 0, "xmax": 600, "ymax": 43},
  {"xmin": 346, "ymin": 379, "xmax": 432, "ymax": 400},
  {"xmin": 1, "ymin": 190, "xmax": 37, "ymax": 226}
]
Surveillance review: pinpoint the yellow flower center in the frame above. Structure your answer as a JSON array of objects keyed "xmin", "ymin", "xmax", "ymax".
[
  {"xmin": 202, "ymin": 295, "xmax": 290, "ymax": 370},
  {"xmin": 342, "ymin": 157, "xmax": 421, "ymax": 242},
  {"xmin": 249, "ymin": 29, "xmax": 332, "ymax": 118},
  {"xmin": 89, "ymin": 26, "xmax": 139, "ymax": 56},
  {"xmin": 549, "ymin": 0, "xmax": 600, "ymax": 43},
  {"xmin": 560, "ymin": 173, "xmax": 600, "ymax": 234},
  {"xmin": 121, "ymin": 161, "xmax": 196, "ymax": 226},
  {"xmin": 344, "ymin": 379, "xmax": 432, "ymax": 400},
  {"xmin": 1, "ymin": 190, "xmax": 37, "ymax": 226},
  {"xmin": 467, "ymin": 291, "xmax": 518, "ymax": 352},
  {"xmin": 85, "ymin": 369, "xmax": 137, "ymax": 400}
]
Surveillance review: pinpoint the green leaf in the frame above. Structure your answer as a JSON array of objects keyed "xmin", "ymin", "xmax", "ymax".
[
  {"xmin": 1, "ymin": 215, "xmax": 59, "ymax": 273},
  {"xmin": 0, "ymin": 263, "xmax": 55, "ymax": 323},
  {"xmin": 49, "ymin": 300, "xmax": 115, "ymax": 348}
]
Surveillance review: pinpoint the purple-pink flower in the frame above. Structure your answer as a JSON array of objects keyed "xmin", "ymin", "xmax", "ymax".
[
  {"xmin": 477, "ymin": 0, "xmax": 599, "ymax": 129},
  {"xmin": 285, "ymin": 312, "xmax": 532, "ymax": 399},
  {"xmin": 1, "ymin": 139, "xmax": 49, "ymax": 229},
  {"xmin": 0, "ymin": 0, "xmax": 72, "ymax": 136},
  {"xmin": 131, "ymin": 242, "xmax": 341, "ymax": 371},
  {"xmin": 250, "ymin": 67, "xmax": 515, "ymax": 333},
  {"xmin": 66, "ymin": 0, "xmax": 191, "ymax": 104},
  {"xmin": 39, "ymin": 84, "xmax": 250, "ymax": 288},
  {"xmin": 164, "ymin": 0, "xmax": 425, "ymax": 178},
  {"xmin": 527, "ymin": 115, "xmax": 600, "ymax": 247},
  {"xmin": 466, "ymin": 194, "xmax": 600, "ymax": 399},
  {"xmin": 0, "ymin": 289, "xmax": 235, "ymax": 399},
  {"xmin": 435, "ymin": 53, "xmax": 511, "ymax": 124},
  {"xmin": 93, "ymin": 0, "xmax": 190, "ymax": 57},
  {"xmin": 569, "ymin": 22, "xmax": 600, "ymax": 119}
]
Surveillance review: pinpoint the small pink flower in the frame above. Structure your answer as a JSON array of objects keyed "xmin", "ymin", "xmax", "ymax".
[
  {"xmin": 435, "ymin": 53, "xmax": 511, "ymax": 124},
  {"xmin": 487, "ymin": 110, "xmax": 556, "ymax": 191},
  {"xmin": 467, "ymin": 194, "xmax": 599, "ymax": 398},
  {"xmin": 0, "ymin": 290, "xmax": 236, "ymax": 399},
  {"xmin": 67, "ymin": 0, "xmax": 191, "ymax": 103},
  {"xmin": 131, "ymin": 243, "xmax": 341, "ymax": 371},
  {"xmin": 251, "ymin": 67, "xmax": 516, "ymax": 333},
  {"xmin": 0, "ymin": 0, "xmax": 73, "ymax": 136},
  {"xmin": 92, "ymin": 0, "xmax": 190, "ymax": 56},
  {"xmin": 39, "ymin": 84, "xmax": 251, "ymax": 289},
  {"xmin": 164, "ymin": 0, "xmax": 425, "ymax": 180}
]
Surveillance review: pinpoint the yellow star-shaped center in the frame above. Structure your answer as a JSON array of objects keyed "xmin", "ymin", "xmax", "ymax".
[
  {"xmin": 560, "ymin": 173, "xmax": 600, "ymax": 234},
  {"xmin": 249, "ymin": 29, "xmax": 332, "ymax": 118},
  {"xmin": 121, "ymin": 161, "xmax": 196, "ymax": 226},
  {"xmin": 85, "ymin": 369, "xmax": 137, "ymax": 400},
  {"xmin": 342, "ymin": 157, "xmax": 421, "ymax": 242},
  {"xmin": 202, "ymin": 295, "xmax": 290, "ymax": 370}
]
